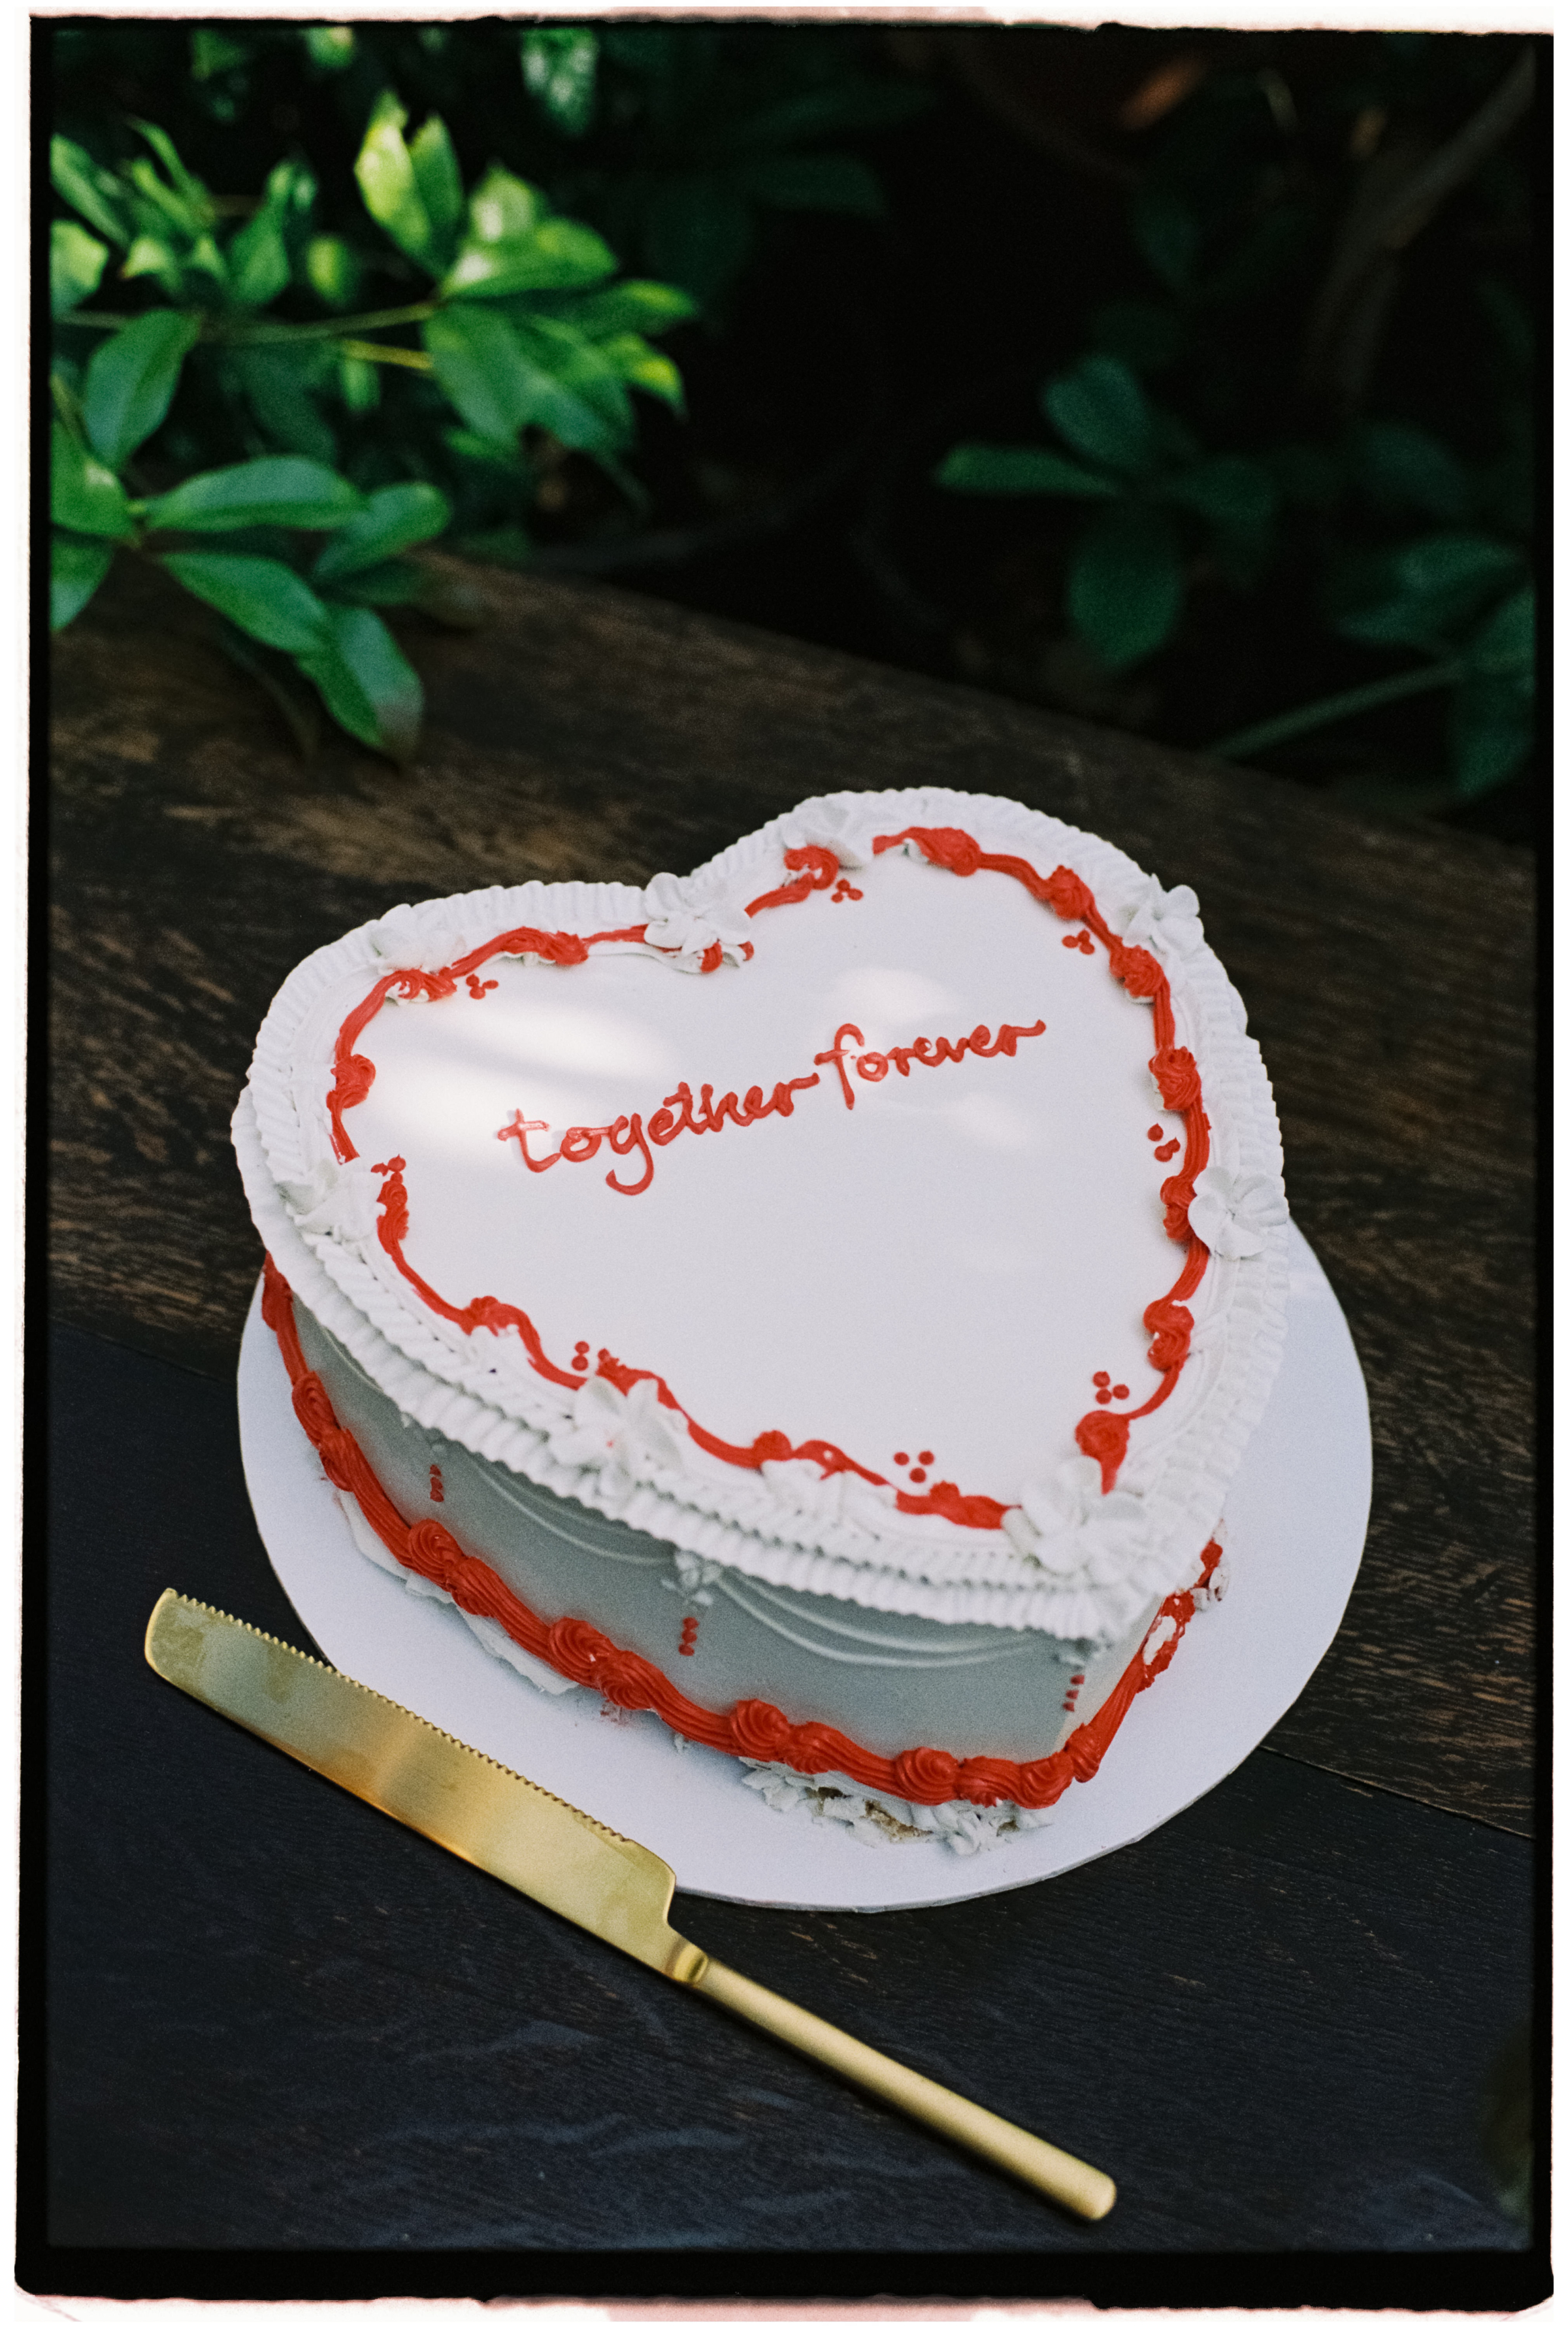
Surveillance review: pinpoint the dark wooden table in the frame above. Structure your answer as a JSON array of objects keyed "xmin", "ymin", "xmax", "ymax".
[{"xmin": 31, "ymin": 557, "xmax": 1541, "ymax": 2304}]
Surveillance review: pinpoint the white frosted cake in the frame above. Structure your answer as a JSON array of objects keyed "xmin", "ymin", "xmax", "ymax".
[{"xmin": 235, "ymin": 788, "xmax": 1289, "ymax": 1848}]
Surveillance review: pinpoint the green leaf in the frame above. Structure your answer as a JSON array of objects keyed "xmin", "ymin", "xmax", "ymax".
[
  {"xmin": 159, "ymin": 551, "xmax": 329, "ymax": 652},
  {"xmin": 521, "ymin": 27, "xmax": 598, "ymax": 137},
  {"xmin": 1350, "ymin": 421, "xmax": 1469, "ymax": 522},
  {"xmin": 355, "ymin": 91, "xmax": 436, "ymax": 270},
  {"xmin": 302, "ymin": 24, "xmax": 355, "ymax": 72},
  {"xmin": 191, "ymin": 28, "xmax": 250, "ymax": 81},
  {"xmin": 312, "ymin": 482, "xmax": 452, "ymax": 583},
  {"xmin": 226, "ymin": 212, "xmax": 290, "ymax": 309},
  {"xmin": 424, "ymin": 306, "xmax": 625, "ymax": 457},
  {"xmin": 1164, "ymin": 455, "xmax": 1279, "ymax": 536},
  {"xmin": 565, "ymin": 279, "xmax": 697, "ymax": 339},
  {"xmin": 52, "ymin": 221, "xmax": 108, "ymax": 317},
  {"xmin": 1390, "ymin": 533, "xmax": 1521, "ymax": 608},
  {"xmin": 410, "ymin": 116, "xmax": 464, "ymax": 271},
  {"xmin": 934, "ymin": 443, "xmax": 1119, "ymax": 499},
  {"xmin": 130, "ymin": 120, "xmax": 211, "ymax": 220},
  {"xmin": 423, "ymin": 306, "xmax": 532, "ymax": 442},
  {"xmin": 118, "ymin": 235, "xmax": 184, "ymax": 296},
  {"xmin": 317, "ymin": 554, "xmax": 486, "ymax": 629},
  {"xmin": 51, "ymin": 135, "xmax": 132, "ymax": 245},
  {"xmin": 304, "ymin": 234, "xmax": 364, "ymax": 309},
  {"xmin": 1335, "ymin": 533, "xmax": 1524, "ymax": 653},
  {"xmin": 51, "ymin": 423, "xmax": 135, "ymax": 538},
  {"xmin": 316, "ymin": 555, "xmax": 426, "ymax": 607},
  {"xmin": 227, "ymin": 344, "xmax": 338, "ymax": 465},
  {"xmin": 465, "ymin": 165, "xmax": 546, "ymax": 248},
  {"xmin": 1465, "ymin": 586, "xmax": 1534, "ymax": 685},
  {"xmin": 443, "ymin": 429, "xmax": 527, "ymax": 476},
  {"xmin": 295, "ymin": 603, "xmax": 423, "ymax": 762},
  {"xmin": 82, "ymin": 309, "xmax": 200, "ymax": 470},
  {"xmin": 592, "ymin": 333, "xmax": 684, "ymax": 411},
  {"xmin": 337, "ymin": 354, "xmax": 380, "ymax": 414},
  {"xmin": 1131, "ymin": 186, "xmax": 1200, "ymax": 294},
  {"xmin": 512, "ymin": 318, "xmax": 632, "ymax": 446},
  {"xmin": 225, "ymin": 159, "xmax": 313, "ymax": 312},
  {"xmin": 143, "ymin": 457, "xmax": 363, "ymax": 535},
  {"xmin": 1068, "ymin": 502, "xmax": 1184, "ymax": 669},
  {"xmin": 123, "ymin": 159, "xmax": 201, "ymax": 241},
  {"xmin": 50, "ymin": 533, "xmax": 114, "ymax": 631},
  {"xmin": 732, "ymin": 152, "xmax": 883, "ymax": 216},
  {"xmin": 1448, "ymin": 676, "xmax": 1534, "ymax": 800},
  {"xmin": 444, "ymin": 217, "xmax": 617, "ymax": 299},
  {"xmin": 1043, "ymin": 355, "xmax": 1157, "ymax": 480},
  {"xmin": 645, "ymin": 175, "xmax": 753, "ymax": 308}
]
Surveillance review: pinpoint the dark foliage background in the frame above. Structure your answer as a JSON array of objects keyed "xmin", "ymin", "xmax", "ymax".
[{"xmin": 50, "ymin": 20, "xmax": 1537, "ymax": 840}]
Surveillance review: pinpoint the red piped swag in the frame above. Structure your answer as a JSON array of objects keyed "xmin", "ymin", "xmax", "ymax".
[
  {"xmin": 263, "ymin": 1254, "xmax": 1218, "ymax": 1812},
  {"xmin": 324, "ymin": 825, "xmax": 1213, "ymax": 1517}
]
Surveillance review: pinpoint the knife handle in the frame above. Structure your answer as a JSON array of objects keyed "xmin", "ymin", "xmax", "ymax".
[{"xmin": 691, "ymin": 1955, "xmax": 1115, "ymax": 2220}]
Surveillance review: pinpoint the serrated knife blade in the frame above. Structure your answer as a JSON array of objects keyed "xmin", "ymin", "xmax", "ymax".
[{"xmin": 145, "ymin": 1587, "xmax": 1115, "ymax": 2219}]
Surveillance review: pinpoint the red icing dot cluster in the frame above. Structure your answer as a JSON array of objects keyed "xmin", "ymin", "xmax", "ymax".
[
  {"xmin": 679, "ymin": 1615, "xmax": 700, "ymax": 1657},
  {"xmin": 428, "ymin": 1464, "xmax": 444, "ymax": 1503}
]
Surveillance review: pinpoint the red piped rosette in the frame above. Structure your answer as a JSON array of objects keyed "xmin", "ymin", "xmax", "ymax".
[
  {"xmin": 323, "ymin": 826, "xmax": 1213, "ymax": 1524},
  {"xmin": 264, "ymin": 1255, "xmax": 1220, "ymax": 1814}
]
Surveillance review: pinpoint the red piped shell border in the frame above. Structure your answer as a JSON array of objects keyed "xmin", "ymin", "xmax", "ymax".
[
  {"xmin": 264, "ymin": 1253, "xmax": 1221, "ymax": 1813},
  {"xmin": 323, "ymin": 827, "xmax": 1213, "ymax": 1526}
]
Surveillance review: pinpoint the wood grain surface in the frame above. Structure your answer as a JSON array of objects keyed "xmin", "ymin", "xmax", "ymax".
[{"xmin": 48, "ymin": 555, "xmax": 1536, "ymax": 1836}]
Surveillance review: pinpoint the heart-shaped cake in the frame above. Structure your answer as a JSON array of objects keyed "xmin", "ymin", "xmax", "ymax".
[{"xmin": 237, "ymin": 787, "xmax": 1289, "ymax": 1848}]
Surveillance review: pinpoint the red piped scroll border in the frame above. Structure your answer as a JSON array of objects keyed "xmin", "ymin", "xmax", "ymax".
[
  {"xmin": 263, "ymin": 1254, "xmax": 1220, "ymax": 1813},
  {"xmin": 323, "ymin": 828, "xmax": 1211, "ymax": 1521}
]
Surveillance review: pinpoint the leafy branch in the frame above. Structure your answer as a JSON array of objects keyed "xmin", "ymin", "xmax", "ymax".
[{"xmin": 50, "ymin": 99, "xmax": 696, "ymax": 759}]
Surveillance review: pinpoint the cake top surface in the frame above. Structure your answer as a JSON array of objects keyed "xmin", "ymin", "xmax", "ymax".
[{"xmin": 237, "ymin": 787, "xmax": 1289, "ymax": 1645}]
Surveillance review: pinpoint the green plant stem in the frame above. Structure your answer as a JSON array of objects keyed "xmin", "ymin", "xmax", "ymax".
[
  {"xmin": 1207, "ymin": 658, "xmax": 1464, "ymax": 761},
  {"xmin": 225, "ymin": 301, "xmax": 440, "ymax": 342},
  {"xmin": 50, "ymin": 371, "xmax": 88, "ymax": 440},
  {"xmin": 59, "ymin": 299, "xmax": 440, "ymax": 342},
  {"xmin": 336, "ymin": 337, "xmax": 434, "ymax": 369}
]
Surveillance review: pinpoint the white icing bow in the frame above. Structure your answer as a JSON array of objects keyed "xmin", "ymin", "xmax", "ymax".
[
  {"xmin": 544, "ymin": 1372, "xmax": 691, "ymax": 1501},
  {"xmin": 641, "ymin": 872, "xmax": 751, "ymax": 972},
  {"xmin": 1001, "ymin": 1457, "xmax": 1151, "ymax": 1585},
  {"xmin": 760, "ymin": 1455, "xmax": 852, "ymax": 1528},
  {"xmin": 1113, "ymin": 875, "xmax": 1204, "ymax": 962},
  {"xmin": 661, "ymin": 1549, "xmax": 727, "ymax": 1605},
  {"xmin": 282, "ymin": 1156, "xmax": 380, "ymax": 1247},
  {"xmin": 365, "ymin": 901, "xmax": 469, "ymax": 976},
  {"xmin": 1187, "ymin": 1165, "xmax": 1288, "ymax": 1259},
  {"xmin": 775, "ymin": 799, "xmax": 872, "ymax": 870}
]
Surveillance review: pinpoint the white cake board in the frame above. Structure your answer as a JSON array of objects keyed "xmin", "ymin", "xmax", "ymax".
[{"xmin": 237, "ymin": 1223, "xmax": 1369, "ymax": 1912}]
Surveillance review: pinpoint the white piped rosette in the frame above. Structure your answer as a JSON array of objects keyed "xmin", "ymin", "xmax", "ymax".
[{"xmin": 235, "ymin": 787, "xmax": 1290, "ymax": 1650}]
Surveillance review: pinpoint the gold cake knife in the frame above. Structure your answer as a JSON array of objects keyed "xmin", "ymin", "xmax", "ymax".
[{"xmin": 144, "ymin": 1588, "xmax": 1115, "ymax": 2219}]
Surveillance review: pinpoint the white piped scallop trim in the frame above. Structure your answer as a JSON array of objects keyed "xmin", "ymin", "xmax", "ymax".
[{"xmin": 236, "ymin": 786, "xmax": 1289, "ymax": 1647}]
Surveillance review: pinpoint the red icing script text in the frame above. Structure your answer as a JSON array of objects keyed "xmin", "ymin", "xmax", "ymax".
[{"xmin": 497, "ymin": 1016, "xmax": 1047, "ymax": 1197}]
